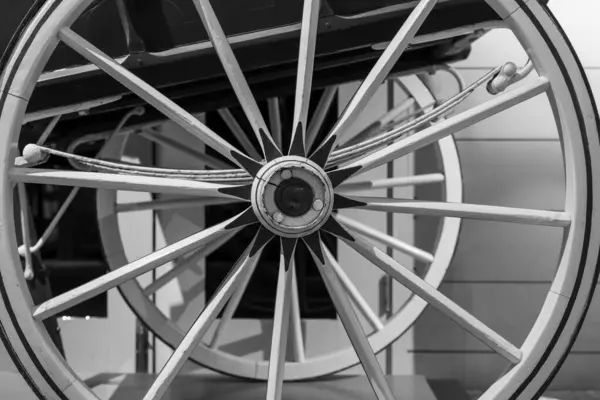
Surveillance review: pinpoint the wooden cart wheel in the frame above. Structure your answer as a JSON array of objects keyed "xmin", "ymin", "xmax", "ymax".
[
  {"xmin": 94, "ymin": 74, "xmax": 462, "ymax": 380},
  {"xmin": 0, "ymin": 1, "xmax": 599, "ymax": 399}
]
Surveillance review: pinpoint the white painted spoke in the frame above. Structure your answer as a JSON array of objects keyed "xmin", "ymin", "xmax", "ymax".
[
  {"xmin": 306, "ymin": 86, "xmax": 337, "ymax": 150},
  {"xmin": 349, "ymin": 196, "xmax": 570, "ymax": 227},
  {"xmin": 17, "ymin": 184, "xmax": 34, "ymax": 280},
  {"xmin": 343, "ymin": 98, "xmax": 416, "ymax": 146},
  {"xmin": 345, "ymin": 233, "xmax": 522, "ymax": 364},
  {"xmin": 117, "ymin": 196, "xmax": 238, "ymax": 213},
  {"xmin": 19, "ymin": 187, "xmax": 80, "ymax": 256},
  {"xmin": 192, "ymin": 0, "xmax": 278, "ymax": 157},
  {"xmin": 143, "ymin": 230, "xmax": 238, "ymax": 297},
  {"xmin": 268, "ymin": 98, "xmax": 283, "ymax": 149},
  {"xmin": 144, "ymin": 240, "xmax": 261, "ymax": 400},
  {"xmin": 266, "ymin": 257, "xmax": 295, "ymax": 400},
  {"xmin": 337, "ymin": 214, "xmax": 434, "ymax": 264},
  {"xmin": 10, "ymin": 169, "xmax": 245, "ymax": 200},
  {"xmin": 36, "ymin": 115, "xmax": 61, "ymax": 145},
  {"xmin": 208, "ymin": 247, "xmax": 262, "ymax": 349},
  {"xmin": 290, "ymin": 0, "xmax": 321, "ymax": 150},
  {"xmin": 289, "ymin": 262, "xmax": 306, "ymax": 362},
  {"xmin": 58, "ymin": 28, "xmax": 248, "ymax": 168},
  {"xmin": 318, "ymin": 0, "xmax": 438, "ymax": 153},
  {"xmin": 218, "ymin": 108, "xmax": 261, "ymax": 159},
  {"xmin": 323, "ymin": 246, "xmax": 384, "ymax": 332},
  {"xmin": 308, "ymin": 241, "xmax": 394, "ymax": 400},
  {"xmin": 336, "ymin": 173, "xmax": 445, "ymax": 194},
  {"xmin": 18, "ymin": 131, "xmax": 141, "ymax": 256},
  {"xmin": 33, "ymin": 215, "xmax": 239, "ymax": 321},
  {"xmin": 337, "ymin": 77, "xmax": 550, "ymax": 181},
  {"xmin": 138, "ymin": 129, "xmax": 232, "ymax": 170}
]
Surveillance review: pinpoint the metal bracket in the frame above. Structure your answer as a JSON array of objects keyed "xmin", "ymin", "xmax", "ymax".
[{"xmin": 487, "ymin": 59, "xmax": 535, "ymax": 95}]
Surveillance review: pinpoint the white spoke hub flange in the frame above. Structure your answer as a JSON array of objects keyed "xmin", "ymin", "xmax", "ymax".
[{"xmin": 251, "ymin": 156, "xmax": 334, "ymax": 238}]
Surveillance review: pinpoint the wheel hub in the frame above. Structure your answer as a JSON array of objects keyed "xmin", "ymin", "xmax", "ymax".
[{"xmin": 251, "ymin": 156, "xmax": 334, "ymax": 238}]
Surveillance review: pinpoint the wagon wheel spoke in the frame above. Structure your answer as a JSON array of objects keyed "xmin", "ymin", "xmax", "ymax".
[
  {"xmin": 36, "ymin": 115, "xmax": 61, "ymax": 146},
  {"xmin": 323, "ymin": 246, "xmax": 384, "ymax": 331},
  {"xmin": 18, "ymin": 125, "xmax": 145, "ymax": 258},
  {"xmin": 57, "ymin": 28, "xmax": 261, "ymax": 174},
  {"xmin": 209, "ymin": 247, "xmax": 263, "ymax": 349},
  {"xmin": 32, "ymin": 210, "xmax": 255, "ymax": 321},
  {"xmin": 305, "ymin": 234, "xmax": 395, "ymax": 400},
  {"xmin": 342, "ymin": 196, "xmax": 570, "ymax": 227},
  {"xmin": 334, "ymin": 227, "xmax": 522, "ymax": 364},
  {"xmin": 336, "ymin": 214, "xmax": 434, "ymax": 264},
  {"xmin": 10, "ymin": 169, "xmax": 251, "ymax": 200},
  {"xmin": 311, "ymin": 0, "xmax": 439, "ymax": 161},
  {"xmin": 266, "ymin": 241, "xmax": 297, "ymax": 400},
  {"xmin": 143, "ymin": 233, "xmax": 266, "ymax": 400},
  {"xmin": 288, "ymin": 0, "xmax": 321, "ymax": 157},
  {"xmin": 328, "ymin": 77, "xmax": 550, "ymax": 186},
  {"xmin": 139, "ymin": 129, "xmax": 234, "ymax": 170},
  {"xmin": 18, "ymin": 187, "xmax": 80, "ymax": 256},
  {"xmin": 17, "ymin": 184, "xmax": 34, "ymax": 280},
  {"xmin": 289, "ymin": 263, "xmax": 305, "ymax": 361},
  {"xmin": 268, "ymin": 98, "xmax": 283, "ymax": 149},
  {"xmin": 336, "ymin": 173, "xmax": 445, "ymax": 194},
  {"xmin": 218, "ymin": 108, "xmax": 262, "ymax": 160},
  {"xmin": 144, "ymin": 230, "xmax": 238, "ymax": 297},
  {"xmin": 277, "ymin": 237, "xmax": 305, "ymax": 361},
  {"xmin": 192, "ymin": 0, "xmax": 281, "ymax": 160},
  {"xmin": 116, "ymin": 196, "xmax": 240, "ymax": 214},
  {"xmin": 306, "ymin": 86, "xmax": 338, "ymax": 152}
]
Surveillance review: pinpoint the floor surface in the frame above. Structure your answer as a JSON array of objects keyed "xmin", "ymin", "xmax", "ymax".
[{"xmin": 88, "ymin": 374, "xmax": 441, "ymax": 400}]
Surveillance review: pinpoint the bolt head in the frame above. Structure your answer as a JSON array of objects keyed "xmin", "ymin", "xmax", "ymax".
[
  {"xmin": 312, "ymin": 199, "xmax": 324, "ymax": 211},
  {"xmin": 273, "ymin": 212, "xmax": 284, "ymax": 223},
  {"xmin": 22, "ymin": 144, "xmax": 46, "ymax": 164},
  {"xmin": 280, "ymin": 169, "xmax": 293, "ymax": 180}
]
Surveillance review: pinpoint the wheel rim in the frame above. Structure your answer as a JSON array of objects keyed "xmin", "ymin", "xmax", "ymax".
[
  {"xmin": 0, "ymin": 1, "xmax": 598, "ymax": 400},
  {"xmin": 94, "ymin": 76, "xmax": 462, "ymax": 380}
]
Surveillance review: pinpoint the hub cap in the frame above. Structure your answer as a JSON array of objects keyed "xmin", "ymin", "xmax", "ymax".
[{"xmin": 251, "ymin": 156, "xmax": 334, "ymax": 238}]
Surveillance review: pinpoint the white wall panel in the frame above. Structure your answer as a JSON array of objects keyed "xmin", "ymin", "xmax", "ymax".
[
  {"xmin": 414, "ymin": 352, "xmax": 600, "ymax": 391},
  {"xmin": 547, "ymin": 0, "xmax": 600, "ymax": 69},
  {"xmin": 586, "ymin": 69, "xmax": 600, "ymax": 109},
  {"xmin": 414, "ymin": 282, "xmax": 600, "ymax": 353},
  {"xmin": 454, "ymin": 28, "xmax": 528, "ymax": 69},
  {"xmin": 447, "ymin": 141, "xmax": 565, "ymax": 282},
  {"xmin": 455, "ymin": 1, "xmax": 600, "ymax": 69}
]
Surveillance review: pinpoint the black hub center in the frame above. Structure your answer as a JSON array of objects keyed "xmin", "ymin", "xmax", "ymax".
[{"xmin": 274, "ymin": 177, "xmax": 315, "ymax": 217}]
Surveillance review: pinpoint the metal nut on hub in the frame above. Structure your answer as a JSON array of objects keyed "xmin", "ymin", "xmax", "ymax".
[
  {"xmin": 312, "ymin": 199, "xmax": 324, "ymax": 211},
  {"xmin": 280, "ymin": 169, "xmax": 293, "ymax": 180},
  {"xmin": 272, "ymin": 212, "xmax": 285, "ymax": 223}
]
